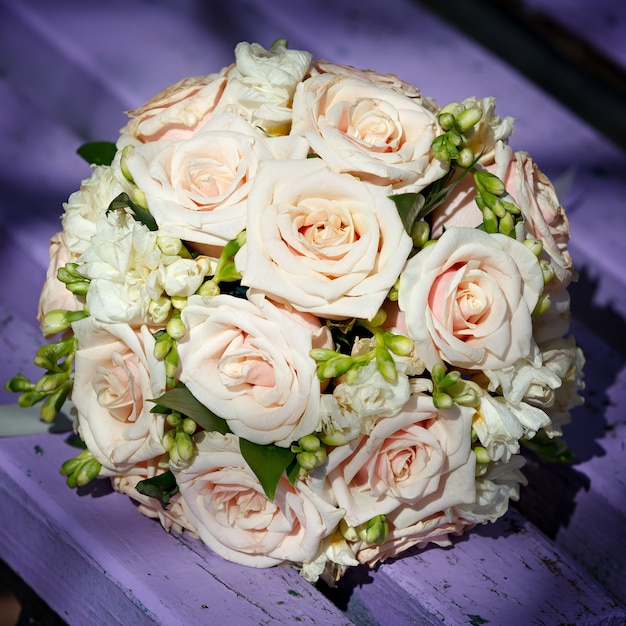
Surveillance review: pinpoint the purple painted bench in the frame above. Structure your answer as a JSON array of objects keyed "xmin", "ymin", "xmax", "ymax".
[{"xmin": 1, "ymin": 0, "xmax": 626, "ymax": 623}]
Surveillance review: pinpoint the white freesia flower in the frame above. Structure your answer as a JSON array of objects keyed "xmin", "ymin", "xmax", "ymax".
[
  {"xmin": 215, "ymin": 41, "xmax": 312, "ymax": 135},
  {"xmin": 299, "ymin": 533, "xmax": 360, "ymax": 584},
  {"xmin": 456, "ymin": 455, "xmax": 527, "ymax": 524},
  {"xmin": 62, "ymin": 164, "xmax": 131, "ymax": 256},
  {"xmin": 159, "ymin": 256, "xmax": 211, "ymax": 297}
]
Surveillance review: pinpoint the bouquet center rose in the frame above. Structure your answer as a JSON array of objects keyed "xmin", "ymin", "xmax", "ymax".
[{"xmin": 7, "ymin": 39, "xmax": 584, "ymax": 584}]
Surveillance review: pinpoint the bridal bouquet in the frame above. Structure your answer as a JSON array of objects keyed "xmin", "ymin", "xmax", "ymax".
[{"xmin": 7, "ymin": 40, "xmax": 584, "ymax": 582}]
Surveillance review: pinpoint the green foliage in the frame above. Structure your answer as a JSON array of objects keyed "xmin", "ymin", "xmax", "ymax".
[
  {"xmin": 239, "ymin": 438, "xmax": 296, "ymax": 501},
  {"xmin": 108, "ymin": 192, "xmax": 158, "ymax": 232},
  {"xmin": 136, "ymin": 471, "xmax": 180, "ymax": 509},
  {"xmin": 76, "ymin": 141, "xmax": 117, "ymax": 166}
]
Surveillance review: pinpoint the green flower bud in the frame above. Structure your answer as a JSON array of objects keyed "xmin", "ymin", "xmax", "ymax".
[
  {"xmin": 297, "ymin": 451, "xmax": 319, "ymax": 470},
  {"xmin": 217, "ymin": 261, "xmax": 241, "ymax": 283},
  {"xmin": 40, "ymin": 383, "xmax": 71, "ymax": 423},
  {"xmin": 456, "ymin": 147, "xmax": 475, "ymax": 169},
  {"xmin": 120, "ymin": 145, "xmax": 135, "ymax": 183},
  {"xmin": 40, "ymin": 310, "xmax": 72, "ymax": 336},
  {"xmin": 364, "ymin": 515, "xmax": 388, "ymax": 544},
  {"xmin": 162, "ymin": 430, "xmax": 176, "ymax": 451},
  {"xmin": 309, "ymin": 348, "xmax": 339, "ymax": 362},
  {"xmin": 153, "ymin": 332, "xmax": 174, "ymax": 361},
  {"xmin": 17, "ymin": 390, "xmax": 47, "ymax": 408},
  {"xmin": 475, "ymin": 170, "xmax": 505, "ymax": 196},
  {"xmin": 320, "ymin": 428, "xmax": 349, "ymax": 447},
  {"xmin": 456, "ymin": 106, "xmax": 483, "ymax": 132},
  {"xmin": 437, "ymin": 111, "xmax": 456, "ymax": 131},
  {"xmin": 175, "ymin": 431, "xmax": 195, "ymax": 462},
  {"xmin": 157, "ymin": 236, "xmax": 183, "ymax": 256},
  {"xmin": 170, "ymin": 296, "xmax": 188, "ymax": 311},
  {"xmin": 433, "ymin": 391, "xmax": 453, "ymax": 409},
  {"xmin": 539, "ymin": 259, "xmax": 555, "ymax": 285},
  {"xmin": 65, "ymin": 281, "xmax": 90, "ymax": 296},
  {"xmin": 166, "ymin": 412, "xmax": 182, "ymax": 427},
  {"xmin": 474, "ymin": 446, "xmax": 491, "ymax": 464},
  {"xmin": 368, "ymin": 308, "xmax": 388, "ymax": 328},
  {"xmin": 197, "ymin": 280, "xmax": 220, "ymax": 297},
  {"xmin": 319, "ymin": 354, "xmax": 353, "ymax": 380},
  {"xmin": 375, "ymin": 347, "xmax": 397, "ymax": 383},
  {"xmin": 131, "ymin": 188, "xmax": 148, "ymax": 210},
  {"xmin": 75, "ymin": 458, "xmax": 101, "ymax": 486},
  {"xmin": 440, "ymin": 102, "xmax": 464, "ymax": 117},
  {"xmin": 182, "ymin": 417, "xmax": 197, "ymax": 435},
  {"xmin": 498, "ymin": 212, "xmax": 515, "ymax": 237},
  {"xmin": 524, "ymin": 237, "xmax": 543, "ymax": 257},
  {"xmin": 481, "ymin": 206, "xmax": 498, "ymax": 234},
  {"xmin": 533, "ymin": 292, "xmax": 552, "ymax": 316},
  {"xmin": 383, "ymin": 332, "xmax": 414, "ymax": 357},
  {"xmin": 166, "ymin": 316, "xmax": 186, "ymax": 341},
  {"xmin": 5, "ymin": 373, "xmax": 36, "ymax": 393},
  {"xmin": 410, "ymin": 220, "xmax": 430, "ymax": 248},
  {"xmin": 339, "ymin": 518, "xmax": 360, "ymax": 543},
  {"xmin": 35, "ymin": 371, "xmax": 68, "ymax": 394},
  {"xmin": 298, "ymin": 434, "xmax": 321, "ymax": 452}
]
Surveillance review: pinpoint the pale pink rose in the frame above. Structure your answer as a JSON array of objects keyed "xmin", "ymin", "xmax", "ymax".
[
  {"xmin": 235, "ymin": 159, "xmax": 413, "ymax": 320},
  {"xmin": 37, "ymin": 231, "xmax": 82, "ymax": 331},
  {"xmin": 178, "ymin": 293, "xmax": 333, "ymax": 447},
  {"xmin": 398, "ymin": 227, "xmax": 544, "ymax": 371},
  {"xmin": 173, "ymin": 431, "xmax": 344, "ymax": 567},
  {"xmin": 111, "ymin": 461, "xmax": 198, "ymax": 537},
  {"xmin": 309, "ymin": 60, "xmax": 430, "ymax": 105},
  {"xmin": 291, "ymin": 73, "xmax": 448, "ymax": 191},
  {"xmin": 431, "ymin": 143, "xmax": 573, "ymax": 290},
  {"xmin": 355, "ymin": 511, "xmax": 473, "ymax": 567},
  {"xmin": 71, "ymin": 317, "xmax": 167, "ymax": 474},
  {"xmin": 326, "ymin": 392, "xmax": 476, "ymax": 527},
  {"xmin": 126, "ymin": 113, "xmax": 308, "ymax": 247},
  {"xmin": 120, "ymin": 68, "xmax": 230, "ymax": 143}
]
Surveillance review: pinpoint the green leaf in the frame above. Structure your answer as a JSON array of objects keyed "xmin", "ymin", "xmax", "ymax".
[
  {"xmin": 76, "ymin": 141, "xmax": 117, "ymax": 166},
  {"xmin": 150, "ymin": 386, "xmax": 230, "ymax": 434},
  {"xmin": 239, "ymin": 438, "xmax": 296, "ymax": 501},
  {"xmin": 388, "ymin": 193, "xmax": 423, "ymax": 234},
  {"xmin": 136, "ymin": 471, "xmax": 179, "ymax": 509},
  {"xmin": 107, "ymin": 192, "xmax": 158, "ymax": 232},
  {"xmin": 522, "ymin": 432, "xmax": 575, "ymax": 464}
]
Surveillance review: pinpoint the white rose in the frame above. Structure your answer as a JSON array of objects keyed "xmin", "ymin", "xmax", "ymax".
[
  {"xmin": 78, "ymin": 210, "xmax": 161, "ymax": 325},
  {"xmin": 178, "ymin": 293, "xmax": 333, "ymax": 447},
  {"xmin": 291, "ymin": 72, "xmax": 448, "ymax": 191},
  {"xmin": 235, "ymin": 159, "xmax": 413, "ymax": 320},
  {"xmin": 71, "ymin": 317, "xmax": 167, "ymax": 474},
  {"xmin": 326, "ymin": 392, "xmax": 475, "ymax": 527},
  {"xmin": 125, "ymin": 113, "xmax": 307, "ymax": 248},
  {"xmin": 62, "ymin": 164, "xmax": 131, "ymax": 256},
  {"xmin": 398, "ymin": 227, "xmax": 544, "ymax": 371},
  {"xmin": 215, "ymin": 41, "xmax": 312, "ymax": 135},
  {"xmin": 173, "ymin": 431, "xmax": 343, "ymax": 567}
]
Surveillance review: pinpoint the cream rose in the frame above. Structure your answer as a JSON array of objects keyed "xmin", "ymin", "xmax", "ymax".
[
  {"xmin": 326, "ymin": 392, "xmax": 475, "ymax": 527},
  {"xmin": 71, "ymin": 317, "xmax": 167, "ymax": 475},
  {"xmin": 178, "ymin": 293, "xmax": 333, "ymax": 447},
  {"xmin": 173, "ymin": 431, "xmax": 344, "ymax": 567},
  {"xmin": 291, "ymin": 73, "xmax": 448, "ymax": 191},
  {"xmin": 215, "ymin": 41, "xmax": 312, "ymax": 135},
  {"xmin": 398, "ymin": 227, "xmax": 544, "ymax": 371},
  {"xmin": 37, "ymin": 231, "xmax": 82, "ymax": 331},
  {"xmin": 125, "ymin": 113, "xmax": 307, "ymax": 248},
  {"xmin": 120, "ymin": 68, "xmax": 230, "ymax": 144},
  {"xmin": 235, "ymin": 159, "xmax": 413, "ymax": 320}
]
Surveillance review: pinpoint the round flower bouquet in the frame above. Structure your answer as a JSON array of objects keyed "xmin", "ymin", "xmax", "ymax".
[{"xmin": 7, "ymin": 40, "xmax": 584, "ymax": 583}]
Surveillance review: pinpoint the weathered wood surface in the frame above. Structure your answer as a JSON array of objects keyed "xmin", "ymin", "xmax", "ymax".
[{"xmin": 1, "ymin": 0, "xmax": 625, "ymax": 623}]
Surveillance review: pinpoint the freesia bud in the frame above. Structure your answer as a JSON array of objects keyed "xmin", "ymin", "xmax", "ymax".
[
  {"xmin": 170, "ymin": 296, "xmax": 188, "ymax": 311},
  {"xmin": 175, "ymin": 431, "xmax": 194, "ymax": 462},
  {"xmin": 320, "ymin": 428, "xmax": 349, "ymax": 447},
  {"xmin": 40, "ymin": 310, "xmax": 71, "ymax": 335},
  {"xmin": 197, "ymin": 280, "xmax": 220, "ymax": 297},
  {"xmin": 475, "ymin": 170, "xmax": 505, "ymax": 196},
  {"xmin": 162, "ymin": 430, "xmax": 176, "ymax": 451},
  {"xmin": 384, "ymin": 332, "xmax": 414, "ymax": 357},
  {"xmin": 523, "ymin": 237, "xmax": 543, "ymax": 257},
  {"xmin": 474, "ymin": 446, "xmax": 491, "ymax": 464},
  {"xmin": 166, "ymin": 316, "xmax": 186, "ymax": 341},
  {"xmin": 4, "ymin": 374, "xmax": 35, "ymax": 393},
  {"xmin": 298, "ymin": 434, "xmax": 321, "ymax": 452},
  {"xmin": 410, "ymin": 220, "xmax": 430, "ymax": 248},
  {"xmin": 182, "ymin": 418, "xmax": 197, "ymax": 435},
  {"xmin": 364, "ymin": 515, "xmax": 388, "ymax": 544},
  {"xmin": 440, "ymin": 102, "xmax": 464, "ymax": 117},
  {"xmin": 297, "ymin": 451, "xmax": 319, "ymax": 470},
  {"xmin": 456, "ymin": 106, "xmax": 483, "ymax": 131},
  {"xmin": 157, "ymin": 236, "xmax": 183, "ymax": 256},
  {"xmin": 457, "ymin": 147, "xmax": 475, "ymax": 168},
  {"xmin": 120, "ymin": 145, "xmax": 135, "ymax": 183},
  {"xmin": 376, "ymin": 347, "xmax": 397, "ymax": 383},
  {"xmin": 437, "ymin": 112, "xmax": 456, "ymax": 131},
  {"xmin": 153, "ymin": 332, "xmax": 173, "ymax": 361},
  {"xmin": 319, "ymin": 355, "xmax": 353, "ymax": 379},
  {"xmin": 339, "ymin": 518, "xmax": 360, "ymax": 543},
  {"xmin": 533, "ymin": 292, "xmax": 552, "ymax": 316},
  {"xmin": 131, "ymin": 188, "xmax": 148, "ymax": 210},
  {"xmin": 539, "ymin": 259, "xmax": 555, "ymax": 284}
]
